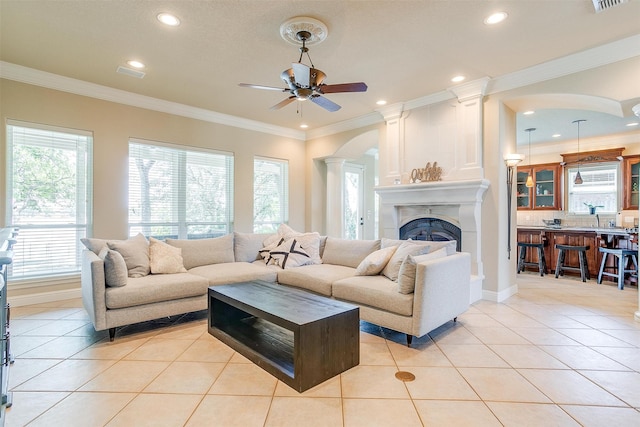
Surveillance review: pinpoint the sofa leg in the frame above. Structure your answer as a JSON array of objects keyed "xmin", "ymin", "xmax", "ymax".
[
  {"xmin": 453, "ymin": 317, "xmax": 457, "ymax": 322},
  {"xmin": 109, "ymin": 327, "xmax": 116, "ymax": 342},
  {"xmin": 406, "ymin": 334, "xmax": 413, "ymax": 347}
]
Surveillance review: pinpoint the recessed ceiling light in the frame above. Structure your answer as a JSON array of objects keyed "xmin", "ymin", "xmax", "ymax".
[
  {"xmin": 484, "ymin": 12, "xmax": 508, "ymax": 25},
  {"xmin": 451, "ymin": 75, "xmax": 465, "ymax": 83},
  {"xmin": 376, "ymin": 100, "xmax": 387, "ymax": 106},
  {"xmin": 157, "ymin": 13, "xmax": 180, "ymax": 26},
  {"xmin": 552, "ymin": 134, "xmax": 561, "ymax": 138},
  {"xmin": 625, "ymin": 122, "xmax": 639, "ymax": 127},
  {"xmin": 300, "ymin": 124, "xmax": 308, "ymax": 129},
  {"xmin": 127, "ymin": 60, "xmax": 145, "ymax": 69},
  {"xmin": 523, "ymin": 110, "xmax": 535, "ymax": 115}
]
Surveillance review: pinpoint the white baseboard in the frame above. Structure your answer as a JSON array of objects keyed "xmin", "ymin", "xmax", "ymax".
[
  {"xmin": 482, "ymin": 283, "xmax": 518, "ymax": 303},
  {"xmin": 8, "ymin": 288, "xmax": 82, "ymax": 307}
]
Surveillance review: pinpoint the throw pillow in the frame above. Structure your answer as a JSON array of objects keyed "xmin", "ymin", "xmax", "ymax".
[
  {"xmin": 355, "ymin": 246, "xmax": 398, "ymax": 276},
  {"xmin": 107, "ymin": 233, "xmax": 150, "ymax": 278},
  {"xmin": 267, "ymin": 237, "xmax": 311, "ymax": 269},
  {"xmin": 259, "ymin": 237, "xmax": 284, "ymax": 264},
  {"xmin": 80, "ymin": 237, "xmax": 108, "ymax": 255},
  {"xmin": 382, "ymin": 241, "xmax": 431, "ymax": 282},
  {"xmin": 397, "ymin": 247, "xmax": 448, "ymax": 294},
  {"xmin": 98, "ymin": 247, "xmax": 128, "ymax": 287},
  {"xmin": 149, "ymin": 237, "xmax": 187, "ymax": 274},
  {"xmin": 259, "ymin": 224, "xmax": 322, "ymax": 265}
]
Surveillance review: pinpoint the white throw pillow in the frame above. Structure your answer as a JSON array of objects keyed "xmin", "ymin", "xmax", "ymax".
[
  {"xmin": 267, "ymin": 237, "xmax": 311, "ymax": 269},
  {"xmin": 259, "ymin": 224, "xmax": 322, "ymax": 266},
  {"xmin": 98, "ymin": 247, "xmax": 128, "ymax": 287},
  {"xmin": 355, "ymin": 246, "xmax": 398, "ymax": 276},
  {"xmin": 382, "ymin": 241, "xmax": 431, "ymax": 282},
  {"xmin": 106, "ymin": 233, "xmax": 150, "ymax": 278},
  {"xmin": 259, "ymin": 237, "xmax": 285, "ymax": 264},
  {"xmin": 397, "ymin": 247, "xmax": 448, "ymax": 294},
  {"xmin": 149, "ymin": 237, "xmax": 187, "ymax": 274}
]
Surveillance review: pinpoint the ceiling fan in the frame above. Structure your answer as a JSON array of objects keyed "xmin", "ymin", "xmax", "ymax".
[{"xmin": 239, "ymin": 30, "xmax": 367, "ymax": 112}]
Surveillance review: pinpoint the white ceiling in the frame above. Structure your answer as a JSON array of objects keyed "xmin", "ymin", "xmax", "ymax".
[{"xmin": 1, "ymin": 0, "xmax": 640, "ymax": 142}]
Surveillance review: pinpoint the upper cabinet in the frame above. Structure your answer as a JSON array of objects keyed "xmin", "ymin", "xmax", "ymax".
[
  {"xmin": 516, "ymin": 163, "xmax": 561, "ymax": 210},
  {"xmin": 623, "ymin": 155, "xmax": 639, "ymax": 210}
]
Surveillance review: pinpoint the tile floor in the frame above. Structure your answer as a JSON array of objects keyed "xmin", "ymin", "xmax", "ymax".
[{"xmin": 3, "ymin": 274, "xmax": 640, "ymax": 426}]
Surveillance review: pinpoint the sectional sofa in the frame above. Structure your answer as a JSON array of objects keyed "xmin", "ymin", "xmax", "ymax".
[{"xmin": 81, "ymin": 226, "xmax": 471, "ymax": 345}]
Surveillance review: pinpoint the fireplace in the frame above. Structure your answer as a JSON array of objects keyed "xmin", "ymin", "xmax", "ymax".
[
  {"xmin": 399, "ymin": 217, "xmax": 461, "ymax": 252},
  {"xmin": 375, "ymin": 179, "xmax": 490, "ymax": 302}
]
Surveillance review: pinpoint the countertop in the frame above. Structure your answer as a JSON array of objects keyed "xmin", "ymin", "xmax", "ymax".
[{"xmin": 517, "ymin": 226, "xmax": 637, "ymax": 236}]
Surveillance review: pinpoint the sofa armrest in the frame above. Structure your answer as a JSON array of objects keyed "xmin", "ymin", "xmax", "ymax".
[
  {"xmin": 81, "ymin": 249, "xmax": 108, "ymax": 331},
  {"xmin": 411, "ymin": 252, "xmax": 471, "ymax": 337}
]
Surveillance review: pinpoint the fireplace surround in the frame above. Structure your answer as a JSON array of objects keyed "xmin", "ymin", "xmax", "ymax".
[{"xmin": 376, "ymin": 179, "xmax": 490, "ymax": 303}]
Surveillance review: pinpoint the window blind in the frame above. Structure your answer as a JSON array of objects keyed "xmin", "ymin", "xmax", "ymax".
[
  {"xmin": 253, "ymin": 157, "xmax": 289, "ymax": 233},
  {"xmin": 5, "ymin": 120, "xmax": 93, "ymax": 279},
  {"xmin": 128, "ymin": 140, "xmax": 234, "ymax": 239}
]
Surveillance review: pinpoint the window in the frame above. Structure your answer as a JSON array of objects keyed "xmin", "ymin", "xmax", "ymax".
[
  {"xmin": 6, "ymin": 121, "xmax": 92, "ymax": 280},
  {"xmin": 128, "ymin": 140, "xmax": 234, "ymax": 239},
  {"xmin": 567, "ymin": 163, "xmax": 618, "ymax": 214},
  {"xmin": 253, "ymin": 157, "xmax": 288, "ymax": 233}
]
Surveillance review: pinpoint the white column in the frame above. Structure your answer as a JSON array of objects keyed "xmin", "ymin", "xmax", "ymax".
[
  {"xmin": 325, "ymin": 158, "xmax": 345, "ymax": 238},
  {"xmin": 448, "ymin": 77, "xmax": 490, "ymax": 180}
]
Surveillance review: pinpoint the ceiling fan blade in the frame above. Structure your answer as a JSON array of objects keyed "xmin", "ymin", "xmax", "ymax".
[
  {"xmin": 270, "ymin": 96, "xmax": 297, "ymax": 110},
  {"xmin": 318, "ymin": 82, "xmax": 368, "ymax": 94},
  {"xmin": 239, "ymin": 83, "xmax": 288, "ymax": 92},
  {"xmin": 310, "ymin": 95, "xmax": 341, "ymax": 112},
  {"xmin": 292, "ymin": 63, "xmax": 311, "ymax": 87}
]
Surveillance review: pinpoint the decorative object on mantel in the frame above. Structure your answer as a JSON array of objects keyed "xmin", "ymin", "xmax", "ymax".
[
  {"xmin": 504, "ymin": 153, "xmax": 525, "ymax": 259},
  {"xmin": 410, "ymin": 162, "xmax": 443, "ymax": 183}
]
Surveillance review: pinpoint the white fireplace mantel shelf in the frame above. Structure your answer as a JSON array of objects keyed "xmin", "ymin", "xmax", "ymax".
[{"xmin": 375, "ymin": 179, "xmax": 490, "ymax": 205}]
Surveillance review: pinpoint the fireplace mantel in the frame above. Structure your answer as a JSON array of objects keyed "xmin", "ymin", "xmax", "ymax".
[{"xmin": 375, "ymin": 178, "xmax": 490, "ymax": 303}]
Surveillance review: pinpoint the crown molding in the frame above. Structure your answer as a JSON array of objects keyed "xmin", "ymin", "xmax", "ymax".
[
  {"xmin": 487, "ymin": 34, "xmax": 640, "ymax": 95},
  {"xmin": 0, "ymin": 61, "xmax": 306, "ymax": 141},
  {"xmin": 305, "ymin": 111, "xmax": 383, "ymax": 140}
]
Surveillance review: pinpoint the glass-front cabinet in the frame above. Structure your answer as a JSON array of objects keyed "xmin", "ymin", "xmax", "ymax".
[
  {"xmin": 516, "ymin": 163, "xmax": 561, "ymax": 210},
  {"xmin": 623, "ymin": 155, "xmax": 639, "ymax": 210}
]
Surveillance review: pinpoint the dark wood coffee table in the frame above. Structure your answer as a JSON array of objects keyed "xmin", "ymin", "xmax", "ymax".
[{"xmin": 208, "ymin": 280, "xmax": 359, "ymax": 392}]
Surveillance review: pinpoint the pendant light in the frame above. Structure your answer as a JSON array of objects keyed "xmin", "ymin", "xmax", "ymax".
[
  {"xmin": 573, "ymin": 119, "xmax": 585, "ymax": 185},
  {"xmin": 525, "ymin": 128, "xmax": 535, "ymax": 187}
]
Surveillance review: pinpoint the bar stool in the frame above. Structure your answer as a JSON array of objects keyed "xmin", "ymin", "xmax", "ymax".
[
  {"xmin": 517, "ymin": 242, "xmax": 546, "ymax": 276},
  {"xmin": 555, "ymin": 244, "xmax": 590, "ymax": 282},
  {"xmin": 597, "ymin": 247, "xmax": 638, "ymax": 290}
]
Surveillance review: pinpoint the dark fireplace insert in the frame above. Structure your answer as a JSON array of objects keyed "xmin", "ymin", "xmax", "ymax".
[{"xmin": 399, "ymin": 217, "xmax": 461, "ymax": 252}]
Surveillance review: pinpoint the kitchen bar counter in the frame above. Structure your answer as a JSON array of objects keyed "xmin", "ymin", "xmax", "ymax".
[{"xmin": 517, "ymin": 227, "xmax": 638, "ymax": 281}]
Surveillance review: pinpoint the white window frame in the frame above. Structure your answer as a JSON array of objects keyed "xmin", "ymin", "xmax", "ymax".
[
  {"xmin": 253, "ymin": 157, "xmax": 289, "ymax": 233},
  {"xmin": 5, "ymin": 120, "xmax": 93, "ymax": 280},
  {"xmin": 128, "ymin": 139, "xmax": 234, "ymax": 239},
  {"xmin": 566, "ymin": 162, "xmax": 619, "ymax": 214}
]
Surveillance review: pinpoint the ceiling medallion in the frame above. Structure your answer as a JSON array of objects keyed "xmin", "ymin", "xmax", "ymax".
[{"xmin": 279, "ymin": 17, "xmax": 328, "ymax": 46}]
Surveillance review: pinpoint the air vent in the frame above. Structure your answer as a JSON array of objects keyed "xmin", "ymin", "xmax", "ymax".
[
  {"xmin": 116, "ymin": 66, "xmax": 145, "ymax": 79},
  {"xmin": 592, "ymin": 0, "xmax": 628, "ymax": 13}
]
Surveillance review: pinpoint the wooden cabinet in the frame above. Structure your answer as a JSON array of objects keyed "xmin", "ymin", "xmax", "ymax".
[
  {"xmin": 623, "ymin": 155, "xmax": 639, "ymax": 210},
  {"xmin": 516, "ymin": 163, "xmax": 561, "ymax": 210}
]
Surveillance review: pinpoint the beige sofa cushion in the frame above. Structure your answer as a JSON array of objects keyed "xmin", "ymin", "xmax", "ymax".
[
  {"xmin": 107, "ymin": 233, "xmax": 150, "ymax": 278},
  {"xmin": 277, "ymin": 264, "xmax": 356, "ymax": 296},
  {"xmin": 382, "ymin": 241, "xmax": 431, "ymax": 282},
  {"xmin": 355, "ymin": 246, "xmax": 398, "ymax": 276},
  {"xmin": 322, "ymin": 238, "xmax": 380, "ymax": 268},
  {"xmin": 234, "ymin": 232, "xmax": 274, "ymax": 262},
  {"xmin": 333, "ymin": 275, "xmax": 414, "ymax": 316},
  {"xmin": 166, "ymin": 234, "xmax": 234, "ymax": 269},
  {"xmin": 105, "ymin": 273, "xmax": 208, "ymax": 309},
  {"xmin": 397, "ymin": 247, "xmax": 448, "ymax": 294},
  {"xmin": 98, "ymin": 247, "xmax": 128, "ymax": 287},
  {"xmin": 188, "ymin": 261, "xmax": 277, "ymax": 285},
  {"xmin": 149, "ymin": 237, "xmax": 187, "ymax": 274}
]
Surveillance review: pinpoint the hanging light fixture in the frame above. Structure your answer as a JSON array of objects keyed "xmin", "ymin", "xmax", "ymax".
[
  {"xmin": 573, "ymin": 119, "xmax": 586, "ymax": 185},
  {"xmin": 525, "ymin": 128, "xmax": 535, "ymax": 187}
]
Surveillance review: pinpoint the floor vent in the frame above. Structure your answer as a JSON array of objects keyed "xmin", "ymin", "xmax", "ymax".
[
  {"xmin": 116, "ymin": 66, "xmax": 145, "ymax": 79},
  {"xmin": 592, "ymin": 0, "xmax": 628, "ymax": 13}
]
